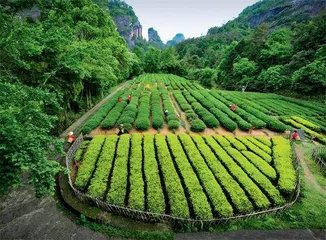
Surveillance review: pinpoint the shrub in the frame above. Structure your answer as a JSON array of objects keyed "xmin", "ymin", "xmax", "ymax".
[
  {"xmin": 88, "ymin": 136, "xmax": 118, "ymax": 199},
  {"xmin": 203, "ymin": 136, "xmax": 267, "ymax": 210},
  {"xmin": 81, "ymin": 90, "xmax": 124, "ymax": 134},
  {"xmin": 236, "ymin": 137, "xmax": 272, "ymax": 163},
  {"xmin": 168, "ymin": 120, "xmax": 180, "ymax": 130},
  {"xmin": 186, "ymin": 112, "xmax": 198, "ymax": 121},
  {"xmin": 143, "ymin": 134, "xmax": 165, "ymax": 213},
  {"xmin": 241, "ymin": 151, "xmax": 277, "ymax": 181},
  {"xmin": 178, "ymin": 134, "xmax": 233, "ymax": 217},
  {"xmin": 107, "ymin": 134, "xmax": 130, "ymax": 205},
  {"xmin": 224, "ymin": 147, "xmax": 284, "ymax": 206},
  {"xmin": 135, "ymin": 117, "xmax": 150, "ymax": 131},
  {"xmin": 128, "ymin": 134, "xmax": 145, "ymax": 210},
  {"xmin": 166, "ymin": 135, "xmax": 213, "ymax": 219},
  {"xmin": 190, "ymin": 119, "xmax": 206, "ymax": 132},
  {"xmin": 75, "ymin": 136, "xmax": 106, "ymax": 190},
  {"xmin": 155, "ymin": 134, "xmax": 190, "ymax": 218},
  {"xmin": 192, "ymin": 135, "xmax": 253, "ymax": 213},
  {"xmin": 246, "ymin": 137, "xmax": 272, "ymax": 154},
  {"xmin": 223, "ymin": 135, "xmax": 247, "ymax": 151},
  {"xmin": 272, "ymin": 137, "xmax": 296, "ymax": 194},
  {"xmin": 211, "ymin": 108, "xmax": 237, "ymax": 132},
  {"xmin": 167, "ymin": 115, "xmax": 179, "ymax": 122},
  {"xmin": 123, "ymin": 123, "xmax": 133, "ymax": 132}
]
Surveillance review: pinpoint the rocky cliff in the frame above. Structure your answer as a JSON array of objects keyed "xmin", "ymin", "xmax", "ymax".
[
  {"xmin": 105, "ymin": 0, "xmax": 143, "ymax": 48},
  {"xmin": 167, "ymin": 33, "xmax": 185, "ymax": 46},
  {"xmin": 246, "ymin": 0, "xmax": 326, "ymax": 29},
  {"xmin": 148, "ymin": 27, "xmax": 165, "ymax": 48}
]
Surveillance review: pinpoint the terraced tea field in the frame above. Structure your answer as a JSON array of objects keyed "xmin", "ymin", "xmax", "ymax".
[
  {"xmin": 72, "ymin": 134, "xmax": 296, "ymax": 220},
  {"xmin": 80, "ymin": 74, "xmax": 326, "ymax": 142}
]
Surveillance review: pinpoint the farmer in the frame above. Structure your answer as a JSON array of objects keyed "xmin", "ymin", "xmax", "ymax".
[
  {"xmin": 67, "ymin": 132, "xmax": 75, "ymax": 144},
  {"xmin": 229, "ymin": 104, "xmax": 237, "ymax": 111},
  {"xmin": 164, "ymin": 109, "xmax": 169, "ymax": 118},
  {"xmin": 242, "ymin": 85, "xmax": 246, "ymax": 93},
  {"xmin": 117, "ymin": 124, "xmax": 125, "ymax": 136},
  {"xmin": 249, "ymin": 125, "xmax": 255, "ymax": 134},
  {"xmin": 118, "ymin": 97, "xmax": 122, "ymax": 103},
  {"xmin": 127, "ymin": 95, "xmax": 132, "ymax": 104},
  {"xmin": 291, "ymin": 130, "xmax": 299, "ymax": 141}
]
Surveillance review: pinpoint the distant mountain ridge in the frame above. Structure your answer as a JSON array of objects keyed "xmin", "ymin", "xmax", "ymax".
[{"xmin": 207, "ymin": 0, "xmax": 326, "ymax": 36}]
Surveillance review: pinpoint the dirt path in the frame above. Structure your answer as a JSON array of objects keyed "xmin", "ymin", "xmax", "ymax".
[
  {"xmin": 60, "ymin": 82, "xmax": 129, "ymax": 138},
  {"xmin": 294, "ymin": 144, "xmax": 326, "ymax": 195}
]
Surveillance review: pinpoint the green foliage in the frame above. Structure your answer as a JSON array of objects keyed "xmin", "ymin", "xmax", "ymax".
[
  {"xmin": 128, "ymin": 134, "xmax": 145, "ymax": 210},
  {"xmin": 178, "ymin": 134, "xmax": 233, "ymax": 217},
  {"xmin": 135, "ymin": 93, "xmax": 151, "ymax": 131},
  {"xmin": 0, "ymin": 83, "xmax": 62, "ymax": 197},
  {"xmin": 272, "ymin": 137, "xmax": 296, "ymax": 194},
  {"xmin": 82, "ymin": 90, "xmax": 124, "ymax": 134},
  {"xmin": 246, "ymin": 137, "xmax": 272, "ymax": 154},
  {"xmin": 292, "ymin": 60, "xmax": 326, "ymax": 95},
  {"xmin": 224, "ymin": 147, "xmax": 283, "ymax": 206},
  {"xmin": 166, "ymin": 134, "xmax": 213, "ymax": 219},
  {"xmin": 143, "ymin": 134, "xmax": 165, "ymax": 214},
  {"xmin": 241, "ymin": 151, "xmax": 277, "ymax": 181},
  {"xmin": 155, "ymin": 134, "xmax": 190, "ymax": 218},
  {"xmin": 75, "ymin": 136, "xmax": 106, "ymax": 190},
  {"xmin": 107, "ymin": 134, "xmax": 130, "ymax": 205},
  {"xmin": 101, "ymin": 101, "xmax": 127, "ymax": 129},
  {"xmin": 87, "ymin": 136, "xmax": 118, "ymax": 199},
  {"xmin": 236, "ymin": 137, "xmax": 272, "ymax": 163},
  {"xmin": 190, "ymin": 119, "xmax": 206, "ymax": 132},
  {"xmin": 223, "ymin": 136, "xmax": 247, "ymax": 151},
  {"xmin": 168, "ymin": 120, "xmax": 180, "ymax": 130},
  {"xmin": 0, "ymin": 0, "xmax": 136, "ymax": 134},
  {"xmin": 291, "ymin": 116, "xmax": 321, "ymax": 133},
  {"xmin": 192, "ymin": 135, "xmax": 253, "ymax": 213},
  {"xmin": 151, "ymin": 91, "xmax": 164, "ymax": 129}
]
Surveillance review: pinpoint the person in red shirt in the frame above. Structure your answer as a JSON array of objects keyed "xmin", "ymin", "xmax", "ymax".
[
  {"xmin": 230, "ymin": 104, "xmax": 237, "ymax": 111},
  {"xmin": 67, "ymin": 132, "xmax": 75, "ymax": 144},
  {"xmin": 292, "ymin": 130, "xmax": 299, "ymax": 140},
  {"xmin": 118, "ymin": 97, "xmax": 122, "ymax": 103},
  {"xmin": 127, "ymin": 95, "xmax": 132, "ymax": 104},
  {"xmin": 249, "ymin": 125, "xmax": 255, "ymax": 134}
]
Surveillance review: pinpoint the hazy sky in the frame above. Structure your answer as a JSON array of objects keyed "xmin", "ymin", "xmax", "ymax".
[{"xmin": 123, "ymin": 0, "xmax": 259, "ymax": 42}]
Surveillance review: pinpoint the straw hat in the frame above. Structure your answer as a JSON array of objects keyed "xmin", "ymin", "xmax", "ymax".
[{"xmin": 69, "ymin": 132, "xmax": 74, "ymax": 135}]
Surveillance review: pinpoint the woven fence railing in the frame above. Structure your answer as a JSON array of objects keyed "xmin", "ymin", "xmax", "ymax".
[
  {"xmin": 312, "ymin": 146, "xmax": 326, "ymax": 172},
  {"xmin": 66, "ymin": 135, "xmax": 301, "ymax": 226}
]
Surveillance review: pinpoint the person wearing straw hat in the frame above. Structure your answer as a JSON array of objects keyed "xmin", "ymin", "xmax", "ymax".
[{"xmin": 67, "ymin": 131, "xmax": 75, "ymax": 144}]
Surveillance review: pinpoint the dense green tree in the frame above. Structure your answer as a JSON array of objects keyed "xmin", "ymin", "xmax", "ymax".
[
  {"xmin": 0, "ymin": 0, "xmax": 135, "ymax": 126},
  {"xmin": 260, "ymin": 29, "xmax": 292, "ymax": 67},
  {"xmin": 257, "ymin": 65, "xmax": 288, "ymax": 91},
  {"xmin": 292, "ymin": 60, "xmax": 326, "ymax": 95},
  {"xmin": 0, "ymin": 82, "xmax": 63, "ymax": 197},
  {"xmin": 143, "ymin": 47, "xmax": 161, "ymax": 73},
  {"xmin": 188, "ymin": 68, "xmax": 216, "ymax": 88},
  {"xmin": 232, "ymin": 58, "xmax": 258, "ymax": 88}
]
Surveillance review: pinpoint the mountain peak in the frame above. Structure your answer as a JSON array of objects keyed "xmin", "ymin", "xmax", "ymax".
[{"xmin": 167, "ymin": 33, "xmax": 185, "ymax": 46}]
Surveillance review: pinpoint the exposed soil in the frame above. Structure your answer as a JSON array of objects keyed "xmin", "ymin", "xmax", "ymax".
[{"xmin": 89, "ymin": 125, "xmax": 290, "ymax": 137}]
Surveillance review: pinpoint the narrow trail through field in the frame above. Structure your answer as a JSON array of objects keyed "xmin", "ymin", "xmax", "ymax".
[
  {"xmin": 294, "ymin": 143, "xmax": 326, "ymax": 195},
  {"xmin": 60, "ymin": 81, "xmax": 129, "ymax": 138}
]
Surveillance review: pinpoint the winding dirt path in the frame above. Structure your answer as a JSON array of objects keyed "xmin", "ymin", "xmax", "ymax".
[
  {"xmin": 60, "ymin": 81, "xmax": 130, "ymax": 138},
  {"xmin": 294, "ymin": 144, "xmax": 326, "ymax": 194}
]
